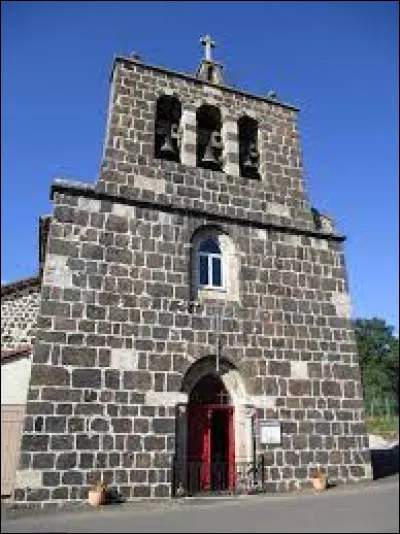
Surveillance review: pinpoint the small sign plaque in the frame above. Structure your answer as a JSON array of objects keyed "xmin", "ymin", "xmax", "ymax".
[{"xmin": 259, "ymin": 420, "xmax": 281, "ymax": 445}]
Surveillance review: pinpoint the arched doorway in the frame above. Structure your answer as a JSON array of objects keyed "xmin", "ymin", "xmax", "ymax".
[
  {"xmin": 175, "ymin": 356, "xmax": 251, "ymax": 496},
  {"xmin": 186, "ymin": 373, "xmax": 235, "ymax": 493}
]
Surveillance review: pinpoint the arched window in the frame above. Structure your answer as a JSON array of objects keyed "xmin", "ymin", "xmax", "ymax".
[
  {"xmin": 238, "ymin": 116, "xmax": 260, "ymax": 179},
  {"xmin": 198, "ymin": 236, "xmax": 223, "ymax": 288},
  {"xmin": 154, "ymin": 95, "xmax": 182, "ymax": 162},
  {"xmin": 196, "ymin": 104, "xmax": 223, "ymax": 171},
  {"xmin": 191, "ymin": 227, "xmax": 240, "ymax": 302}
]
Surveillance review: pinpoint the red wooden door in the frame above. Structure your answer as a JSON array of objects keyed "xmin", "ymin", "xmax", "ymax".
[
  {"xmin": 187, "ymin": 405, "xmax": 236, "ymax": 492},
  {"xmin": 187, "ymin": 405, "xmax": 211, "ymax": 491}
]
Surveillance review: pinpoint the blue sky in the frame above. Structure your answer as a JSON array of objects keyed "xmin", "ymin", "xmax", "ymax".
[{"xmin": 1, "ymin": 1, "xmax": 398, "ymax": 331}]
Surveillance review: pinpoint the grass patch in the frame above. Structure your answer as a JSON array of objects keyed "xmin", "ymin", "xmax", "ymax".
[{"xmin": 365, "ymin": 416, "xmax": 399, "ymax": 438}]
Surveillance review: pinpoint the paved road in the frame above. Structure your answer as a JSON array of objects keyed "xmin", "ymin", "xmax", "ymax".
[{"xmin": 2, "ymin": 477, "xmax": 399, "ymax": 533}]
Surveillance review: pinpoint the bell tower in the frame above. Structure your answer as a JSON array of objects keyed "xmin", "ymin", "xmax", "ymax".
[{"xmin": 97, "ymin": 33, "xmax": 314, "ymax": 221}]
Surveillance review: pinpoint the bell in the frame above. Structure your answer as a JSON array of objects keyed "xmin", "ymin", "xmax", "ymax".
[
  {"xmin": 159, "ymin": 131, "xmax": 175, "ymax": 157},
  {"xmin": 243, "ymin": 158, "xmax": 254, "ymax": 170},
  {"xmin": 243, "ymin": 154, "xmax": 257, "ymax": 170},
  {"xmin": 170, "ymin": 123, "xmax": 180, "ymax": 140},
  {"xmin": 210, "ymin": 131, "xmax": 223, "ymax": 150},
  {"xmin": 201, "ymin": 130, "xmax": 223, "ymax": 167},
  {"xmin": 159, "ymin": 123, "xmax": 179, "ymax": 158},
  {"xmin": 243, "ymin": 142, "xmax": 259, "ymax": 170},
  {"xmin": 202, "ymin": 141, "xmax": 218, "ymax": 165}
]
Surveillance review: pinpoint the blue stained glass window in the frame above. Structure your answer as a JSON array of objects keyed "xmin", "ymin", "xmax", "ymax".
[
  {"xmin": 199, "ymin": 255, "xmax": 209, "ymax": 285},
  {"xmin": 198, "ymin": 235, "xmax": 224, "ymax": 289},
  {"xmin": 198, "ymin": 237, "xmax": 221, "ymax": 254},
  {"xmin": 212, "ymin": 257, "xmax": 222, "ymax": 286}
]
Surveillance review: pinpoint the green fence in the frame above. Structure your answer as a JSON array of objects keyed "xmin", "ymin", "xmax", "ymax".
[{"xmin": 364, "ymin": 398, "xmax": 399, "ymax": 418}]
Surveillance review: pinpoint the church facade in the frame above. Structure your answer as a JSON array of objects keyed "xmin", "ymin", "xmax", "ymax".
[{"xmin": 11, "ymin": 37, "xmax": 372, "ymax": 506}]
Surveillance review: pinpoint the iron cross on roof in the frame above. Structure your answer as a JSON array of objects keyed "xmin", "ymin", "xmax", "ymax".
[{"xmin": 200, "ymin": 34, "xmax": 215, "ymax": 61}]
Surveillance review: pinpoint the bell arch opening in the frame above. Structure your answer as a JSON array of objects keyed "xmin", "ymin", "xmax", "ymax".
[
  {"xmin": 238, "ymin": 115, "xmax": 260, "ymax": 179},
  {"xmin": 196, "ymin": 104, "xmax": 223, "ymax": 171},
  {"xmin": 154, "ymin": 95, "xmax": 182, "ymax": 162}
]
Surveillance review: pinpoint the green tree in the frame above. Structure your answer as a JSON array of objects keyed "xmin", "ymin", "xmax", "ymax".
[{"xmin": 354, "ymin": 317, "xmax": 399, "ymax": 409}]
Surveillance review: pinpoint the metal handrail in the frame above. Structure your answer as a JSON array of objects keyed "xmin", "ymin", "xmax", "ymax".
[{"xmin": 172, "ymin": 457, "xmax": 266, "ymax": 496}]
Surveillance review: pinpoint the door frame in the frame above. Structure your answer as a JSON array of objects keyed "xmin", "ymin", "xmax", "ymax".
[{"xmin": 186, "ymin": 403, "xmax": 235, "ymax": 493}]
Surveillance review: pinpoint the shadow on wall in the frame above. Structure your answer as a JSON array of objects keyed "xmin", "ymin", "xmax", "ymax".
[
  {"xmin": 371, "ymin": 444, "xmax": 399, "ymax": 479},
  {"xmin": 105, "ymin": 487, "xmax": 126, "ymax": 505}
]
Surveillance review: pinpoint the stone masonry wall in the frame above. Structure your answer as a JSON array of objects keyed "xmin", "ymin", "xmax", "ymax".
[
  {"xmin": 14, "ymin": 185, "xmax": 371, "ymax": 506},
  {"xmin": 14, "ymin": 56, "xmax": 372, "ymax": 507},
  {"xmin": 1, "ymin": 281, "xmax": 41, "ymax": 350}
]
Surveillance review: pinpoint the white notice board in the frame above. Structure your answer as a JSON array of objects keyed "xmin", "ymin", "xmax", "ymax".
[{"xmin": 259, "ymin": 420, "xmax": 281, "ymax": 445}]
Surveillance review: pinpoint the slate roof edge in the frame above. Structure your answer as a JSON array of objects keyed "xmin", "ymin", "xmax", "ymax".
[
  {"xmin": 1, "ymin": 345, "xmax": 33, "ymax": 362},
  {"xmin": 1, "ymin": 276, "xmax": 41, "ymax": 297}
]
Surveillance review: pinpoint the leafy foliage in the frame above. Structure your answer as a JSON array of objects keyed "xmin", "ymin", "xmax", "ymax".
[{"xmin": 354, "ymin": 317, "xmax": 399, "ymax": 406}]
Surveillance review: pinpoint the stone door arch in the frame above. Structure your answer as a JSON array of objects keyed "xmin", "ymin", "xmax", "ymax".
[{"xmin": 174, "ymin": 356, "xmax": 254, "ymax": 494}]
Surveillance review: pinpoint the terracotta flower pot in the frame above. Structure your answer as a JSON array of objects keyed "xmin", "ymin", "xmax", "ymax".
[
  {"xmin": 88, "ymin": 488, "xmax": 105, "ymax": 506},
  {"xmin": 311, "ymin": 475, "xmax": 327, "ymax": 491}
]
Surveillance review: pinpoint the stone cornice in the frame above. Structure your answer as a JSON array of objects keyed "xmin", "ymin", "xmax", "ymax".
[{"xmin": 50, "ymin": 179, "xmax": 346, "ymax": 242}]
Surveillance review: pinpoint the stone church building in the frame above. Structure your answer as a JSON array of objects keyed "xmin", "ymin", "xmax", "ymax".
[{"xmin": 2, "ymin": 36, "xmax": 372, "ymax": 506}]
